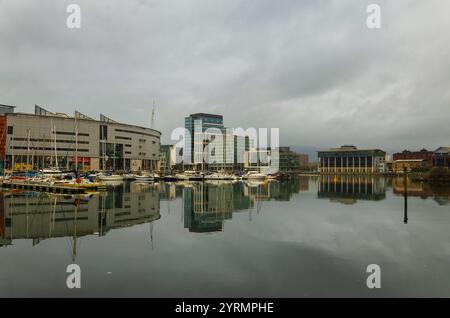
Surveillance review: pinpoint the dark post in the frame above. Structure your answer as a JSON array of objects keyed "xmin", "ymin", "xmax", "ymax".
[{"xmin": 403, "ymin": 166, "xmax": 408, "ymax": 224}]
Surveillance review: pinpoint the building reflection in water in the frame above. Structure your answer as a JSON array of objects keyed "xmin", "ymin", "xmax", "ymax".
[
  {"xmin": 318, "ymin": 175, "xmax": 386, "ymax": 204},
  {"xmin": 392, "ymin": 177, "xmax": 450, "ymax": 206},
  {"xmin": 0, "ymin": 182, "xmax": 161, "ymax": 252},
  {"xmin": 183, "ymin": 180, "xmax": 303, "ymax": 233}
]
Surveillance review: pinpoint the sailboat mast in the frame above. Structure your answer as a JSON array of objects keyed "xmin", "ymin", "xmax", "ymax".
[
  {"xmin": 75, "ymin": 115, "xmax": 78, "ymax": 172},
  {"xmin": 54, "ymin": 122, "xmax": 58, "ymax": 170},
  {"xmin": 26, "ymin": 129, "xmax": 30, "ymax": 173}
]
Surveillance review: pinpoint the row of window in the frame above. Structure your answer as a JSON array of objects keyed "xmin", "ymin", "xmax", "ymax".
[
  {"xmin": 10, "ymin": 146, "xmax": 89, "ymax": 152},
  {"xmin": 115, "ymin": 128, "xmax": 158, "ymax": 138},
  {"xmin": 7, "ymin": 126, "xmax": 90, "ymax": 137},
  {"xmin": 13, "ymin": 137, "xmax": 89, "ymax": 144},
  {"xmin": 116, "ymin": 136, "xmax": 132, "ymax": 140}
]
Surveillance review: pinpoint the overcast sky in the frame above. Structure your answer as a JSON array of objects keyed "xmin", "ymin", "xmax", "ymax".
[{"xmin": 0, "ymin": 0, "xmax": 449, "ymax": 153}]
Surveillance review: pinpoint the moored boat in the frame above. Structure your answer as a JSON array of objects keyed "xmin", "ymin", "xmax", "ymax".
[
  {"xmin": 243, "ymin": 171, "xmax": 267, "ymax": 180},
  {"xmin": 98, "ymin": 174, "xmax": 124, "ymax": 182}
]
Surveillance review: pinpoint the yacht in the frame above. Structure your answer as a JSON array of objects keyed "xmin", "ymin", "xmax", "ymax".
[
  {"xmin": 98, "ymin": 173, "xmax": 124, "ymax": 182},
  {"xmin": 176, "ymin": 170, "xmax": 204, "ymax": 181},
  {"xmin": 243, "ymin": 171, "xmax": 267, "ymax": 180}
]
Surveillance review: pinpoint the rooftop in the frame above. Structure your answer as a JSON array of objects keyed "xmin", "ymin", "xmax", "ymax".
[
  {"xmin": 0, "ymin": 104, "xmax": 16, "ymax": 109},
  {"xmin": 189, "ymin": 113, "xmax": 223, "ymax": 119},
  {"xmin": 318, "ymin": 146, "xmax": 385, "ymax": 153}
]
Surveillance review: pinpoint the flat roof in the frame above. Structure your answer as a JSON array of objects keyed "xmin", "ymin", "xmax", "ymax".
[
  {"xmin": 318, "ymin": 148, "xmax": 385, "ymax": 153},
  {"xmin": 7, "ymin": 112, "xmax": 161, "ymax": 136},
  {"xmin": 189, "ymin": 113, "xmax": 223, "ymax": 119}
]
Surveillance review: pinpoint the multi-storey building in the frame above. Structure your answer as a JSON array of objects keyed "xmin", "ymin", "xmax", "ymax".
[
  {"xmin": 318, "ymin": 145, "xmax": 386, "ymax": 174},
  {"xmin": 298, "ymin": 153, "xmax": 309, "ymax": 168},
  {"xmin": 393, "ymin": 149, "xmax": 433, "ymax": 167},
  {"xmin": 183, "ymin": 113, "xmax": 251, "ymax": 171},
  {"xmin": 0, "ymin": 105, "xmax": 161, "ymax": 172},
  {"xmin": 160, "ymin": 144, "xmax": 177, "ymax": 172},
  {"xmin": 432, "ymin": 147, "xmax": 450, "ymax": 168}
]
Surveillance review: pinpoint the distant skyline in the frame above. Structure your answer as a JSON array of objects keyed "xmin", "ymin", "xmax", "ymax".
[{"xmin": 1, "ymin": 0, "xmax": 449, "ymax": 153}]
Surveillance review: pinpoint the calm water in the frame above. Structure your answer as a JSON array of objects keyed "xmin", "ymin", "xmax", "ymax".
[{"xmin": 1, "ymin": 176, "xmax": 450, "ymax": 297}]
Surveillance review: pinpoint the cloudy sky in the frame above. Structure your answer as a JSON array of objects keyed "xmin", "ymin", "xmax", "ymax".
[{"xmin": 0, "ymin": 0, "xmax": 449, "ymax": 153}]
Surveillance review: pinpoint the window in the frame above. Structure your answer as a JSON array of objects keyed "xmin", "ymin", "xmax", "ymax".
[
  {"xmin": 100, "ymin": 125, "xmax": 108, "ymax": 140},
  {"xmin": 7, "ymin": 126, "xmax": 13, "ymax": 134}
]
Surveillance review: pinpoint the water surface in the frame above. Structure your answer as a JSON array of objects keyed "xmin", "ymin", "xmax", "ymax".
[{"xmin": 1, "ymin": 176, "xmax": 450, "ymax": 297}]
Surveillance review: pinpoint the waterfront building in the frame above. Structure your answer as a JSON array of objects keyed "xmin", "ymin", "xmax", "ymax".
[
  {"xmin": 0, "ymin": 105, "xmax": 161, "ymax": 172},
  {"xmin": 392, "ymin": 159, "xmax": 427, "ymax": 172},
  {"xmin": 183, "ymin": 113, "xmax": 252, "ymax": 171},
  {"xmin": 160, "ymin": 144, "xmax": 176, "ymax": 172},
  {"xmin": 278, "ymin": 147, "xmax": 300, "ymax": 172},
  {"xmin": 298, "ymin": 153, "xmax": 309, "ymax": 169},
  {"xmin": 244, "ymin": 147, "xmax": 305, "ymax": 173},
  {"xmin": 0, "ymin": 104, "xmax": 15, "ymax": 116},
  {"xmin": 244, "ymin": 148, "xmax": 276, "ymax": 174},
  {"xmin": 317, "ymin": 145, "xmax": 386, "ymax": 174},
  {"xmin": 393, "ymin": 149, "xmax": 433, "ymax": 167},
  {"xmin": 432, "ymin": 147, "xmax": 450, "ymax": 168}
]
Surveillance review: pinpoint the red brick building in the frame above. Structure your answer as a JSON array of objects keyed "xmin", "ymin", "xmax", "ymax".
[{"xmin": 393, "ymin": 149, "xmax": 433, "ymax": 167}]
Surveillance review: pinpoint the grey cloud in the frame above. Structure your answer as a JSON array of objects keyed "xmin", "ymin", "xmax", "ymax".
[{"xmin": 0, "ymin": 0, "xmax": 449, "ymax": 153}]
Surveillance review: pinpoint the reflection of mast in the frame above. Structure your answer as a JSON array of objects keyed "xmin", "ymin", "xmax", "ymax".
[
  {"xmin": 49, "ymin": 196, "xmax": 57, "ymax": 237},
  {"xmin": 72, "ymin": 199, "xmax": 79, "ymax": 263},
  {"xmin": 149, "ymin": 222, "xmax": 154, "ymax": 250}
]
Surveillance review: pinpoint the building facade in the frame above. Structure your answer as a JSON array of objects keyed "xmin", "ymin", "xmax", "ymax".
[
  {"xmin": 278, "ymin": 147, "xmax": 300, "ymax": 172},
  {"xmin": 392, "ymin": 159, "xmax": 427, "ymax": 172},
  {"xmin": 298, "ymin": 153, "xmax": 309, "ymax": 169},
  {"xmin": 393, "ymin": 149, "xmax": 433, "ymax": 167},
  {"xmin": 432, "ymin": 147, "xmax": 450, "ymax": 168},
  {"xmin": 318, "ymin": 145, "xmax": 386, "ymax": 174},
  {"xmin": 160, "ymin": 144, "xmax": 177, "ymax": 172},
  {"xmin": 183, "ymin": 113, "xmax": 252, "ymax": 171},
  {"xmin": 1, "ymin": 105, "xmax": 161, "ymax": 172}
]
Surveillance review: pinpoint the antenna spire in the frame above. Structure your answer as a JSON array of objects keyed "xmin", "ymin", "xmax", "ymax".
[{"xmin": 151, "ymin": 100, "xmax": 155, "ymax": 129}]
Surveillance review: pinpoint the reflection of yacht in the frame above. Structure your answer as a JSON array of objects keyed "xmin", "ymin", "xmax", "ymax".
[
  {"xmin": 245, "ymin": 180, "xmax": 266, "ymax": 187},
  {"xmin": 135, "ymin": 175, "xmax": 154, "ymax": 183},
  {"xmin": 204, "ymin": 172, "xmax": 234, "ymax": 180},
  {"xmin": 122, "ymin": 173, "xmax": 136, "ymax": 180}
]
